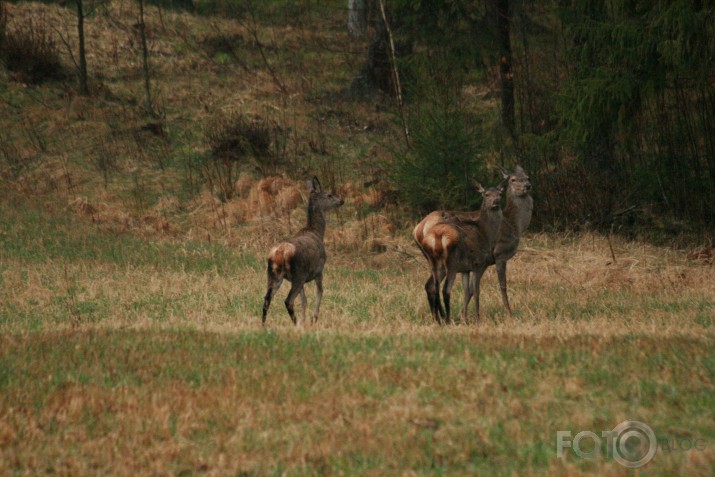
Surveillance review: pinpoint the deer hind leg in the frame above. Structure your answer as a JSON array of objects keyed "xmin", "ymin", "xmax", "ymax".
[
  {"xmin": 428, "ymin": 264, "xmax": 446, "ymax": 324},
  {"xmin": 417, "ymin": 243, "xmax": 439, "ymax": 319},
  {"xmin": 312, "ymin": 274, "xmax": 323, "ymax": 324},
  {"xmin": 425, "ymin": 274, "xmax": 443, "ymax": 323},
  {"xmin": 435, "ymin": 266, "xmax": 447, "ymax": 319},
  {"xmin": 262, "ymin": 261, "xmax": 284, "ymax": 325},
  {"xmin": 285, "ymin": 282, "xmax": 303, "ymax": 325},
  {"xmin": 442, "ymin": 268, "xmax": 458, "ymax": 325},
  {"xmin": 496, "ymin": 259, "xmax": 512, "ymax": 315},
  {"xmin": 299, "ymin": 287, "xmax": 307, "ymax": 323}
]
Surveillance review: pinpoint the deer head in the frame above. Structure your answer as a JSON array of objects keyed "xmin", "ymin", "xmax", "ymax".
[
  {"xmin": 306, "ymin": 176, "xmax": 344, "ymax": 211},
  {"xmin": 473, "ymin": 180, "xmax": 505, "ymax": 211},
  {"xmin": 501, "ymin": 166, "xmax": 532, "ymax": 197}
]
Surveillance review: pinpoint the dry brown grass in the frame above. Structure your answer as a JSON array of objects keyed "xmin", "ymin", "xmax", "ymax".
[{"xmin": 1, "ymin": 208, "xmax": 712, "ymax": 339}]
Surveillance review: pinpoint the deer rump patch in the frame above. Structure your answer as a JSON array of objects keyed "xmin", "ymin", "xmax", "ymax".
[
  {"xmin": 268, "ymin": 242, "xmax": 297, "ymax": 277},
  {"xmin": 413, "ymin": 212, "xmax": 443, "ymax": 244},
  {"xmin": 422, "ymin": 224, "xmax": 459, "ymax": 260}
]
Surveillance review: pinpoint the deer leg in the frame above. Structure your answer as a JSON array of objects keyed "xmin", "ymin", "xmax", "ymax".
[
  {"xmin": 428, "ymin": 264, "xmax": 445, "ymax": 324},
  {"xmin": 471, "ymin": 265, "xmax": 487, "ymax": 323},
  {"xmin": 300, "ymin": 287, "xmax": 307, "ymax": 323},
  {"xmin": 460, "ymin": 273, "xmax": 472, "ymax": 324},
  {"xmin": 425, "ymin": 274, "xmax": 445, "ymax": 323},
  {"xmin": 418, "ymin": 244, "xmax": 439, "ymax": 319},
  {"xmin": 424, "ymin": 275, "xmax": 437, "ymax": 319},
  {"xmin": 435, "ymin": 266, "xmax": 447, "ymax": 319},
  {"xmin": 496, "ymin": 259, "xmax": 512, "ymax": 315},
  {"xmin": 312, "ymin": 274, "xmax": 323, "ymax": 323},
  {"xmin": 284, "ymin": 282, "xmax": 303, "ymax": 325},
  {"xmin": 442, "ymin": 268, "xmax": 458, "ymax": 325},
  {"xmin": 262, "ymin": 266, "xmax": 283, "ymax": 325}
]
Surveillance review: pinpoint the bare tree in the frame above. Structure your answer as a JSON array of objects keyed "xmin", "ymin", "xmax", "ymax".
[
  {"xmin": 495, "ymin": 0, "xmax": 514, "ymax": 135},
  {"xmin": 138, "ymin": 0, "xmax": 153, "ymax": 114},
  {"xmin": 348, "ymin": 0, "xmax": 367, "ymax": 38},
  {"xmin": 76, "ymin": 0, "xmax": 88, "ymax": 94}
]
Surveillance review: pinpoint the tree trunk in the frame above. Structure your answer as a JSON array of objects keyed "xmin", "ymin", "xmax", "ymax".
[
  {"xmin": 496, "ymin": 0, "xmax": 514, "ymax": 136},
  {"xmin": 139, "ymin": 0, "xmax": 152, "ymax": 115},
  {"xmin": 348, "ymin": 0, "xmax": 367, "ymax": 38},
  {"xmin": 76, "ymin": 0, "xmax": 88, "ymax": 95},
  {"xmin": 350, "ymin": 1, "xmax": 389, "ymax": 98}
]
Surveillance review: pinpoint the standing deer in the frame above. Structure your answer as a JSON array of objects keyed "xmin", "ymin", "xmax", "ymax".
[
  {"xmin": 414, "ymin": 166, "xmax": 533, "ymax": 322},
  {"xmin": 262, "ymin": 177, "xmax": 344, "ymax": 325},
  {"xmin": 414, "ymin": 209, "xmax": 473, "ymax": 320},
  {"xmin": 414, "ymin": 182, "xmax": 504, "ymax": 324},
  {"xmin": 469, "ymin": 166, "xmax": 532, "ymax": 315}
]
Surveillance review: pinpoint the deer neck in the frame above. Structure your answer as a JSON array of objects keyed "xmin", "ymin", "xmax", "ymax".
[
  {"xmin": 307, "ymin": 203, "xmax": 327, "ymax": 239},
  {"xmin": 504, "ymin": 193, "xmax": 533, "ymax": 236},
  {"xmin": 479, "ymin": 204, "xmax": 503, "ymax": 244}
]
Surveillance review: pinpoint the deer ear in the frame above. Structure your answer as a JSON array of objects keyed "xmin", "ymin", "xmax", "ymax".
[
  {"xmin": 499, "ymin": 167, "xmax": 509, "ymax": 179},
  {"xmin": 497, "ymin": 178, "xmax": 508, "ymax": 192},
  {"xmin": 472, "ymin": 180, "xmax": 485, "ymax": 193},
  {"xmin": 515, "ymin": 165, "xmax": 525, "ymax": 174},
  {"xmin": 311, "ymin": 176, "xmax": 322, "ymax": 193}
]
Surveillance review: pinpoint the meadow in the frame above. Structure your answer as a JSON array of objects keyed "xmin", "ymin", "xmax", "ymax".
[
  {"xmin": 0, "ymin": 1, "xmax": 714, "ymax": 475},
  {"xmin": 1, "ymin": 195, "xmax": 713, "ymax": 476}
]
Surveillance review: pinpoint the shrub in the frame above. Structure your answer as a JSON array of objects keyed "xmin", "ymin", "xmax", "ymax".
[
  {"xmin": 203, "ymin": 112, "xmax": 282, "ymax": 200},
  {"xmin": 0, "ymin": 14, "xmax": 65, "ymax": 84},
  {"xmin": 391, "ymin": 77, "xmax": 487, "ymax": 213}
]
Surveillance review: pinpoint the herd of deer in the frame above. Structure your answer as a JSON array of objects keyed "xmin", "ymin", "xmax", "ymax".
[{"xmin": 261, "ymin": 167, "xmax": 533, "ymax": 326}]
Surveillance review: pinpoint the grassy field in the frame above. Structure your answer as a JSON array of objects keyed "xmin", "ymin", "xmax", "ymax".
[
  {"xmin": 1, "ymin": 198, "xmax": 713, "ymax": 476},
  {"xmin": 1, "ymin": 1, "xmax": 714, "ymax": 475}
]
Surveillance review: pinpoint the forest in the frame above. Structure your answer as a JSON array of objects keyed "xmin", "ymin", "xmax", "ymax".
[{"xmin": 1, "ymin": 0, "xmax": 713, "ymax": 235}]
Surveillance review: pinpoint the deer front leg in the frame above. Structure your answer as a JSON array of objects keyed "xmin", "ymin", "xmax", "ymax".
[
  {"xmin": 312, "ymin": 274, "xmax": 323, "ymax": 323},
  {"xmin": 460, "ymin": 272, "xmax": 472, "ymax": 324},
  {"xmin": 471, "ymin": 265, "xmax": 488, "ymax": 323},
  {"xmin": 496, "ymin": 259, "xmax": 512, "ymax": 314},
  {"xmin": 285, "ymin": 282, "xmax": 303, "ymax": 325}
]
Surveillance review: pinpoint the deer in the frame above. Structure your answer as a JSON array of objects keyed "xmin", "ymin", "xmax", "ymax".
[
  {"xmin": 451, "ymin": 166, "xmax": 533, "ymax": 319},
  {"xmin": 414, "ymin": 182, "xmax": 504, "ymax": 324},
  {"xmin": 262, "ymin": 176, "xmax": 344, "ymax": 326},
  {"xmin": 414, "ymin": 166, "xmax": 533, "ymax": 323},
  {"xmin": 469, "ymin": 165, "xmax": 533, "ymax": 315}
]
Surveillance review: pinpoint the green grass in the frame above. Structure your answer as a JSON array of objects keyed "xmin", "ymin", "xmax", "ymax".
[
  {"xmin": 0, "ymin": 330, "xmax": 712, "ymax": 475},
  {"xmin": 0, "ymin": 200, "xmax": 258, "ymax": 274}
]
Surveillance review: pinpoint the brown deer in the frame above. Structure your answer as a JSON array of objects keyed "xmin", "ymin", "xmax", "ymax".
[
  {"xmin": 262, "ymin": 177, "xmax": 344, "ymax": 325},
  {"xmin": 473, "ymin": 165, "xmax": 533, "ymax": 315},
  {"xmin": 415, "ymin": 182, "xmax": 504, "ymax": 324}
]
